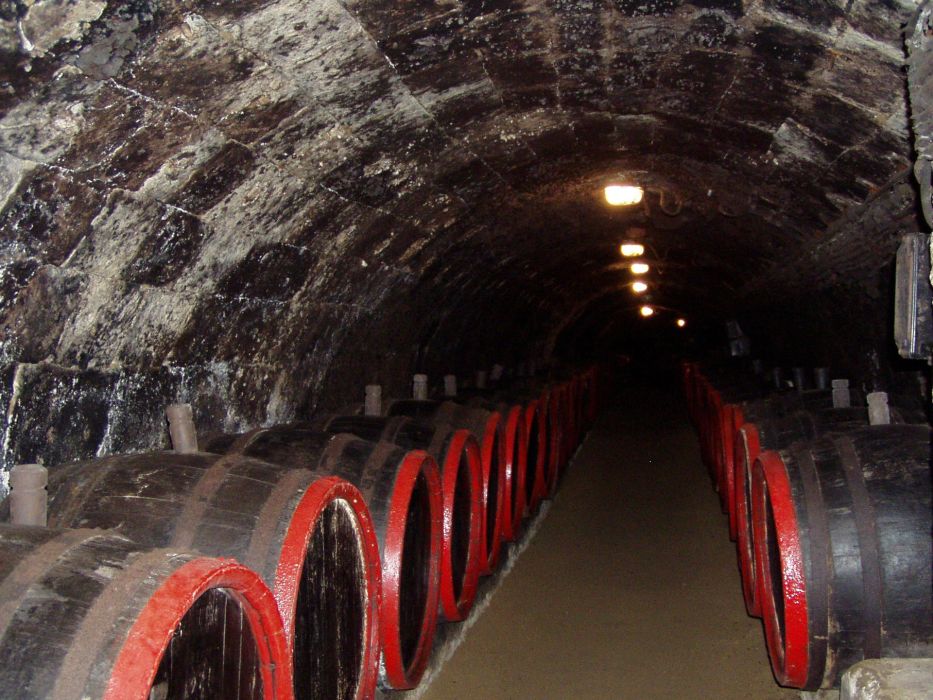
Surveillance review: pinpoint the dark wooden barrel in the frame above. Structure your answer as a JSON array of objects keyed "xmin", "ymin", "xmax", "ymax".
[
  {"xmin": 0, "ymin": 524, "xmax": 291, "ymax": 700},
  {"xmin": 209, "ymin": 428, "xmax": 443, "ymax": 690},
  {"xmin": 521, "ymin": 394, "xmax": 548, "ymax": 514},
  {"xmin": 485, "ymin": 387, "xmax": 549, "ymax": 516},
  {"xmin": 384, "ymin": 400, "xmax": 507, "ymax": 573},
  {"xmin": 691, "ymin": 364, "xmax": 765, "ymax": 480},
  {"xmin": 459, "ymin": 396, "xmax": 527, "ymax": 542},
  {"xmin": 29, "ymin": 451, "xmax": 382, "ymax": 700},
  {"xmin": 498, "ymin": 380, "xmax": 569, "ymax": 499},
  {"xmin": 751, "ymin": 425, "xmax": 933, "ymax": 689},
  {"xmin": 730, "ymin": 394, "xmax": 915, "ymax": 610},
  {"xmin": 309, "ymin": 414, "xmax": 484, "ymax": 616},
  {"xmin": 705, "ymin": 378, "xmax": 767, "ymax": 507},
  {"xmin": 733, "ymin": 407, "xmax": 872, "ymax": 616}
]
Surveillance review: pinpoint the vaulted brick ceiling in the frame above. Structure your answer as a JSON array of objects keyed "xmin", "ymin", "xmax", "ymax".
[{"xmin": 0, "ymin": 0, "xmax": 919, "ymax": 421}]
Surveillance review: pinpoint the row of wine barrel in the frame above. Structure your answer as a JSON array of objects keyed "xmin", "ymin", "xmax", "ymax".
[
  {"xmin": 0, "ymin": 366, "xmax": 602, "ymax": 700},
  {"xmin": 682, "ymin": 361, "xmax": 932, "ymax": 691}
]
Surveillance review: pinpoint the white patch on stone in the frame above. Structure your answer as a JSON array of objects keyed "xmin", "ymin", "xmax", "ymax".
[
  {"xmin": 20, "ymin": 0, "xmax": 106, "ymax": 56},
  {"xmin": 0, "ymin": 150, "xmax": 36, "ymax": 214},
  {"xmin": 768, "ymin": 120, "xmax": 829, "ymax": 166}
]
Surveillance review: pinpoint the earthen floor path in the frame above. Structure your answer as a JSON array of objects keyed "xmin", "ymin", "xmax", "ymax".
[{"xmin": 421, "ymin": 384, "xmax": 798, "ymax": 700}]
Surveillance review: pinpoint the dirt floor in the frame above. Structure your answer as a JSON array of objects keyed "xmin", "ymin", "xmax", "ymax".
[{"xmin": 421, "ymin": 383, "xmax": 800, "ymax": 700}]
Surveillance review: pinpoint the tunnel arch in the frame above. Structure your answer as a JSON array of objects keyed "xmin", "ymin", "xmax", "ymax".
[{"xmin": 0, "ymin": 0, "xmax": 927, "ymax": 472}]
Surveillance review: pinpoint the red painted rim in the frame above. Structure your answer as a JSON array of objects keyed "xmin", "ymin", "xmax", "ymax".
[
  {"xmin": 710, "ymin": 392, "xmax": 725, "ymax": 490},
  {"xmin": 751, "ymin": 451, "xmax": 809, "ymax": 688},
  {"xmin": 380, "ymin": 450, "xmax": 443, "ymax": 690},
  {"xmin": 104, "ymin": 558, "xmax": 291, "ymax": 700},
  {"xmin": 735, "ymin": 424, "xmax": 762, "ymax": 617},
  {"xmin": 721, "ymin": 403, "xmax": 741, "ymax": 540},
  {"xmin": 525, "ymin": 398, "xmax": 548, "ymax": 513},
  {"xmin": 273, "ymin": 476, "xmax": 382, "ymax": 700},
  {"xmin": 479, "ymin": 411, "xmax": 507, "ymax": 574},
  {"xmin": 438, "ymin": 429, "xmax": 483, "ymax": 621},
  {"xmin": 508, "ymin": 405, "xmax": 529, "ymax": 536},
  {"xmin": 498, "ymin": 405, "xmax": 525, "ymax": 541}
]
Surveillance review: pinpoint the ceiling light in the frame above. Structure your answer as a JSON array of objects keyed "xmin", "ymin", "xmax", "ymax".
[
  {"xmin": 620, "ymin": 243, "xmax": 645, "ymax": 257},
  {"xmin": 640, "ymin": 305, "xmax": 654, "ymax": 317},
  {"xmin": 605, "ymin": 184, "xmax": 644, "ymax": 206},
  {"xmin": 677, "ymin": 318, "xmax": 686, "ymax": 328},
  {"xmin": 631, "ymin": 262, "xmax": 650, "ymax": 274},
  {"xmin": 632, "ymin": 281, "xmax": 648, "ymax": 293}
]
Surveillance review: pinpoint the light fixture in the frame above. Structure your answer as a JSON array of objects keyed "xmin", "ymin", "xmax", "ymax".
[
  {"xmin": 632, "ymin": 281, "xmax": 648, "ymax": 293},
  {"xmin": 631, "ymin": 262, "xmax": 650, "ymax": 274},
  {"xmin": 640, "ymin": 305, "xmax": 654, "ymax": 317},
  {"xmin": 605, "ymin": 184, "xmax": 644, "ymax": 206},
  {"xmin": 620, "ymin": 243, "xmax": 645, "ymax": 257},
  {"xmin": 677, "ymin": 318, "xmax": 687, "ymax": 328}
]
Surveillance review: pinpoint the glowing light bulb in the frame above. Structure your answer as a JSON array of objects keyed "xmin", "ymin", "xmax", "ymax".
[
  {"xmin": 631, "ymin": 262, "xmax": 650, "ymax": 274},
  {"xmin": 632, "ymin": 281, "xmax": 648, "ymax": 293},
  {"xmin": 605, "ymin": 185, "xmax": 644, "ymax": 206},
  {"xmin": 620, "ymin": 243, "xmax": 645, "ymax": 257},
  {"xmin": 677, "ymin": 318, "xmax": 686, "ymax": 328},
  {"xmin": 640, "ymin": 305, "xmax": 654, "ymax": 317}
]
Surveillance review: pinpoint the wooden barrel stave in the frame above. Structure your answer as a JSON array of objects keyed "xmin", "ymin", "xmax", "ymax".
[
  {"xmin": 0, "ymin": 525, "xmax": 290, "ymax": 700},
  {"xmin": 382, "ymin": 401, "xmax": 508, "ymax": 574},
  {"xmin": 315, "ymin": 414, "xmax": 484, "ymax": 618},
  {"xmin": 752, "ymin": 425, "xmax": 932, "ymax": 689},
  {"xmin": 226, "ymin": 428, "xmax": 443, "ymax": 690},
  {"xmin": 24, "ymin": 450, "xmax": 380, "ymax": 700},
  {"xmin": 462, "ymin": 397, "xmax": 527, "ymax": 541}
]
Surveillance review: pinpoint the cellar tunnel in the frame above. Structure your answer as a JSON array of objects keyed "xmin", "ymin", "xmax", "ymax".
[
  {"xmin": 2, "ymin": 0, "xmax": 929, "ymax": 475},
  {"xmin": 2, "ymin": 2, "xmax": 933, "ymax": 698}
]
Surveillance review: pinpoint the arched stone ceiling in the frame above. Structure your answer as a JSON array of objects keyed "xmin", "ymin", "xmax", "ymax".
[{"xmin": 0, "ymin": 0, "xmax": 920, "ymax": 429}]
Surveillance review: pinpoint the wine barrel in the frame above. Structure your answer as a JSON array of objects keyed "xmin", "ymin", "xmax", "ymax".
[
  {"xmin": 460, "ymin": 396, "xmax": 528, "ymax": 542},
  {"xmin": 0, "ymin": 524, "xmax": 291, "ymax": 700},
  {"xmin": 521, "ymin": 394, "xmax": 549, "ymax": 513},
  {"xmin": 486, "ymin": 387, "xmax": 549, "ymax": 516},
  {"xmin": 733, "ymin": 407, "xmax": 872, "ymax": 616},
  {"xmin": 705, "ymin": 378, "xmax": 767, "ymax": 508},
  {"xmin": 751, "ymin": 425, "xmax": 933, "ymax": 689},
  {"xmin": 385, "ymin": 400, "xmax": 507, "ymax": 573},
  {"xmin": 508, "ymin": 382, "xmax": 568, "ymax": 498},
  {"xmin": 209, "ymin": 428, "xmax": 443, "ymax": 690},
  {"xmin": 30, "ymin": 451, "xmax": 381, "ymax": 700},
  {"xmin": 309, "ymin": 414, "xmax": 484, "ymax": 614},
  {"xmin": 726, "ymin": 388, "xmax": 853, "ymax": 535},
  {"xmin": 720, "ymin": 390, "xmax": 841, "ymax": 539}
]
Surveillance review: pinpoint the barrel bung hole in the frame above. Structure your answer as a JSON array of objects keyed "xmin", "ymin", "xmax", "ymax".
[
  {"xmin": 399, "ymin": 471, "xmax": 432, "ymax": 670},
  {"xmin": 151, "ymin": 588, "xmax": 262, "ymax": 700},
  {"xmin": 295, "ymin": 499, "xmax": 366, "ymax": 700},
  {"xmin": 451, "ymin": 452, "xmax": 473, "ymax": 602}
]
